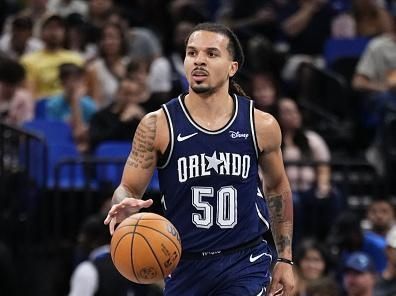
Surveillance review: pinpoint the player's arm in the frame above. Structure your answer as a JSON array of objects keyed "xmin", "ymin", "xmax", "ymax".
[
  {"xmin": 104, "ymin": 109, "xmax": 169, "ymax": 233},
  {"xmin": 255, "ymin": 109, "xmax": 294, "ymax": 295}
]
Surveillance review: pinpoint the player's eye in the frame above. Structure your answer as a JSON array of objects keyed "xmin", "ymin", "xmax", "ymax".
[
  {"xmin": 187, "ymin": 51, "xmax": 196, "ymax": 56},
  {"xmin": 208, "ymin": 51, "xmax": 218, "ymax": 57}
]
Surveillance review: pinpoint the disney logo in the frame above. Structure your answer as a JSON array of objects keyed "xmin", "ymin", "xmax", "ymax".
[{"xmin": 229, "ymin": 131, "xmax": 249, "ymax": 139}]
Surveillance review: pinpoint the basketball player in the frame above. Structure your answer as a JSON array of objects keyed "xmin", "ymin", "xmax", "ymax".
[{"xmin": 105, "ymin": 22, "xmax": 294, "ymax": 296}]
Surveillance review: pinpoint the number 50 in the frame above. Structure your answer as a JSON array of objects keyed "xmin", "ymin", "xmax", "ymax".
[{"xmin": 191, "ymin": 186, "xmax": 237, "ymax": 229}]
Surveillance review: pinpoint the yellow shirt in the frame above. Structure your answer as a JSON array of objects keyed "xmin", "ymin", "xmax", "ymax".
[{"xmin": 20, "ymin": 49, "xmax": 84, "ymax": 99}]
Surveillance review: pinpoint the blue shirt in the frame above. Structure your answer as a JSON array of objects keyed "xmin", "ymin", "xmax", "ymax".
[{"xmin": 46, "ymin": 94, "xmax": 97, "ymax": 124}]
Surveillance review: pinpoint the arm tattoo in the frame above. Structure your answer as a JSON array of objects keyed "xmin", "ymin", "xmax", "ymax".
[
  {"xmin": 126, "ymin": 114, "xmax": 157, "ymax": 169},
  {"xmin": 267, "ymin": 191, "xmax": 293, "ymax": 254},
  {"xmin": 112, "ymin": 185, "xmax": 137, "ymax": 205}
]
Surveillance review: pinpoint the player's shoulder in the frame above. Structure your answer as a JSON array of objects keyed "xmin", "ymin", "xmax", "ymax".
[
  {"xmin": 253, "ymin": 108, "xmax": 281, "ymax": 153},
  {"xmin": 253, "ymin": 108, "xmax": 280, "ymax": 131}
]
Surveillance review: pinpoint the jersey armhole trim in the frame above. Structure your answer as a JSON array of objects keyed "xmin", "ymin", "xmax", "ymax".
[
  {"xmin": 250, "ymin": 100, "xmax": 260, "ymax": 159},
  {"xmin": 158, "ymin": 105, "xmax": 174, "ymax": 169}
]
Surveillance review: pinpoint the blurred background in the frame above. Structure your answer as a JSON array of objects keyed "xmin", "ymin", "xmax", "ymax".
[{"xmin": 1, "ymin": 0, "xmax": 396, "ymax": 295}]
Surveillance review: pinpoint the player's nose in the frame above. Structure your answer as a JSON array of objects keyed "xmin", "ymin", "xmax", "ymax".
[{"xmin": 193, "ymin": 51, "xmax": 207, "ymax": 65}]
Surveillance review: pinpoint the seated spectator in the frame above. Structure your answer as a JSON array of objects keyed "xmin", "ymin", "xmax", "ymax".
[
  {"xmin": 327, "ymin": 211, "xmax": 387, "ymax": 274},
  {"xmin": 293, "ymin": 238, "xmax": 333, "ymax": 296},
  {"xmin": 64, "ymin": 13, "xmax": 97, "ymax": 61},
  {"xmin": 343, "ymin": 252, "xmax": 378, "ymax": 296},
  {"xmin": 217, "ymin": 0, "xmax": 278, "ymax": 44},
  {"xmin": 352, "ymin": 15, "xmax": 396, "ymax": 173},
  {"xmin": 0, "ymin": 14, "xmax": 43, "ymax": 60},
  {"xmin": 366, "ymin": 198, "xmax": 395, "ymax": 239},
  {"xmin": 352, "ymin": 0, "xmax": 393, "ymax": 37},
  {"xmin": 46, "ymin": 63, "xmax": 96, "ymax": 152},
  {"xmin": 89, "ymin": 77, "xmax": 147, "ymax": 151},
  {"xmin": 374, "ymin": 226, "xmax": 396, "ymax": 296},
  {"xmin": 275, "ymin": 98, "xmax": 340, "ymax": 240},
  {"xmin": 280, "ymin": 0, "xmax": 337, "ymax": 55},
  {"xmin": 251, "ymin": 72, "xmax": 280, "ymax": 115},
  {"xmin": 0, "ymin": 57, "xmax": 33, "ymax": 125},
  {"xmin": 86, "ymin": 21, "xmax": 129, "ymax": 107},
  {"xmin": 3, "ymin": 0, "xmax": 52, "ymax": 38},
  {"xmin": 20, "ymin": 14, "xmax": 84, "ymax": 99},
  {"xmin": 128, "ymin": 28, "xmax": 172, "ymax": 103}
]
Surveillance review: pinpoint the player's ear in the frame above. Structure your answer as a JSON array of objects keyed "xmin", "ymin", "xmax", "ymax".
[{"xmin": 229, "ymin": 61, "xmax": 238, "ymax": 78}]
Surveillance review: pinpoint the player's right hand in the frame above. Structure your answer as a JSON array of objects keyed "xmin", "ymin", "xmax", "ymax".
[{"xmin": 104, "ymin": 198, "xmax": 153, "ymax": 235}]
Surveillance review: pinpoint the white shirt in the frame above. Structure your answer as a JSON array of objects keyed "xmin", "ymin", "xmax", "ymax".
[{"xmin": 68, "ymin": 245, "xmax": 110, "ymax": 296}]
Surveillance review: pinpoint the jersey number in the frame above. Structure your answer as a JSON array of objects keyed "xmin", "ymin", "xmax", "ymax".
[{"xmin": 191, "ymin": 186, "xmax": 237, "ymax": 229}]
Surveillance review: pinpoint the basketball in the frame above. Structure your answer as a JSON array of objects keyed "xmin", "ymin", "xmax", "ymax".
[{"xmin": 110, "ymin": 212, "xmax": 182, "ymax": 284}]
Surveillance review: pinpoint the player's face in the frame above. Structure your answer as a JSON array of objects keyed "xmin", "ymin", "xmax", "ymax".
[{"xmin": 184, "ymin": 30, "xmax": 238, "ymax": 95}]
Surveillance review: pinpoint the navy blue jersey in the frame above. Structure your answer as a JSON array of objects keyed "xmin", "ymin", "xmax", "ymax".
[{"xmin": 158, "ymin": 94, "xmax": 269, "ymax": 252}]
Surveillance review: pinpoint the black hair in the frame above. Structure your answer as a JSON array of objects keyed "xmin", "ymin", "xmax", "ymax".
[
  {"xmin": 0, "ymin": 57, "xmax": 25, "ymax": 84},
  {"xmin": 185, "ymin": 22, "xmax": 247, "ymax": 97},
  {"xmin": 42, "ymin": 14, "xmax": 65, "ymax": 29},
  {"xmin": 99, "ymin": 21, "xmax": 129, "ymax": 58},
  {"xmin": 273, "ymin": 99, "xmax": 312, "ymax": 158},
  {"xmin": 294, "ymin": 238, "xmax": 331, "ymax": 275},
  {"xmin": 59, "ymin": 63, "xmax": 84, "ymax": 81},
  {"xmin": 12, "ymin": 15, "xmax": 33, "ymax": 30}
]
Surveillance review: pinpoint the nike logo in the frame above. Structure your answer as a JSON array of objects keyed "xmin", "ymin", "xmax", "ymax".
[
  {"xmin": 249, "ymin": 252, "xmax": 266, "ymax": 263},
  {"xmin": 256, "ymin": 287, "xmax": 265, "ymax": 296},
  {"xmin": 177, "ymin": 132, "xmax": 198, "ymax": 142}
]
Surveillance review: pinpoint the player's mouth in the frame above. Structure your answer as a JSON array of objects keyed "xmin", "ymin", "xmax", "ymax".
[{"xmin": 192, "ymin": 69, "xmax": 209, "ymax": 82}]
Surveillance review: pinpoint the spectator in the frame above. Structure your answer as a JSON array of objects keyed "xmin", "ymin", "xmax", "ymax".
[
  {"xmin": 343, "ymin": 252, "xmax": 377, "ymax": 296},
  {"xmin": 3, "ymin": 0, "xmax": 52, "ymax": 38},
  {"xmin": 280, "ymin": 0, "xmax": 337, "ymax": 55},
  {"xmin": 129, "ymin": 27, "xmax": 172, "ymax": 102},
  {"xmin": 0, "ymin": 14, "xmax": 43, "ymax": 60},
  {"xmin": 327, "ymin": 211, "xmax": 387, "ymax": 274},
  {"xmin": 352, "ymin": 15, "xmax": 396, "ymax": 173},
  {"xmin": 0, "ymin": 57, "xmax": 34, "ymax": 125},
  {"xmin": 218, "ymin": 0, "xmax": 278, "ymax": 44},
  {"xmin": 85, "ymin": 0, "xmax": 115, "ymax": 44},
  {"xmin": 275, "ymin": 98, "xmax": 339, "ymax": 240},
  {"xmin": 366, "ymin": 198, "xmax": 395, "ymax": 238},
  {"xmin": 46, "ymin": 63, "xmax": 96, "ymax": 152},
  {"xmin": 89, "ymin": 77, "xmax": 147, "ymax": 151},
  {"xmin": 86, "ymin": 21, "xmax": 129, "ymax": 107},
  {"xmin": 20, "ymin": 14, "xmax": 84, "ymax": 99},
  {"xmin": 278, "ymin": 0, "xmax": 337, "ymax": 82},
  {"xmin": 293, "ymin": 238, "xmax": 333, "ymax": 296},
  {"xmin": 351, "ymin": 0, "xmax": 393, "ymax": 37},
  {"xmin": 374, "ymin": 226, "xmax": 396, "ymax": 296},
  {"xmin": 251, "ymin": 72, "xmax": 280, "ymax": 115},
  {"xmin": 64, "ymin": 13, "xmax": 97, "ymax": 61}
]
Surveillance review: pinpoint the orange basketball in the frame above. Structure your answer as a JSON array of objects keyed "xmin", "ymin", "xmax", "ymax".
[{"xmin": 110, "ymin": 212, "xmax": 182, "ymax": 284}]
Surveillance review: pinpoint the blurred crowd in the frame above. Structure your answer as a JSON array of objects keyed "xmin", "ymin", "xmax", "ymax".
[{"xmin": 1, "ymin": 0, "xmax": 396, "ymax": 295}]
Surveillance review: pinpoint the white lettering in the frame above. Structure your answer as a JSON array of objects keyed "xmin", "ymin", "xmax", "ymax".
[
  {"xmin": 219, "ymin": 152, "xmax": 230, "ymax": 175},
  {"xmin": 229, "ymin": 131, "xmax": 249, "ymax": 139},
  {"xmin": 242, "ymin": 155, "xmax": 250, "ymax": 179},
  {"xmin": 178, "ymin": 157, "xmax": 188, "ymax": 182},
  {"xmin": 232, "ymin": 154, "xmax": 241, "ymax": 176},
  {"xmin": 189, "ymin": 155, "xmax": 199, "ymax": 178}
]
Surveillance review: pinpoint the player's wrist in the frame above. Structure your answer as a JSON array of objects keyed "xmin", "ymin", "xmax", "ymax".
[{"xmin": 276, "ymin": 257, "xmax": 294, "ymax": 265}]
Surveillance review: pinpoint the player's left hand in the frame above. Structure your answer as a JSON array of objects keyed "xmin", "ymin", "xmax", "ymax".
[{"xmin": 267, "ymin": 262, "xmax": 294, "ymax": 296}]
